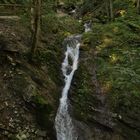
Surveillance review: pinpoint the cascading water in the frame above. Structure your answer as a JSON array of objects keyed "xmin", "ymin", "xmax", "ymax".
[
  {"xmin": 55, "ymin": 21, "xmax": 91, "ymax": 140},
  {"xmin": 55, "ymin": 36, "xmax": 80, "ymax": 140},
  {"xmin": 84, "ymin": 21, "xmax": 92, "ymax": 32}
]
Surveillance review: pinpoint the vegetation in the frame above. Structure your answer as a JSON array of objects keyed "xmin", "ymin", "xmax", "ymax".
[{"xmin": 0, "ymin": 0, "xmax": 140, "ymax": 140}]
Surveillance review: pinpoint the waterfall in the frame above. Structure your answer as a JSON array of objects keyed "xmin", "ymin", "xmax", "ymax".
[
  {"xmin": 84, "ymin": 21, "xmax": 92, "ymax": 32},
  {"xmin": 55, "ymin": 21, "xmax": 91, "ymax": 140},
  {"xmin": 55, "ymin": 36, "xmax": 80, "ymax": 140}
]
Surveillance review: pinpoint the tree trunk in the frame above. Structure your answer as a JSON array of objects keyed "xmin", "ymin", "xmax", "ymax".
[
  {"xmin": 106, "ymin": 0, "xmax": 114, "ymax": 21},
  {"xmin": 105, "ymin": 0, "xmax": 109, "ymax": 21},
  {"xmin": 31, "ymin": 0, "xmax": 41, "ymax": 57},
  {"xmin": 55, "ymin": 0, "xmax": 59, "ymax": 11},
  {"xmin": 30, "ymin": 0, "xmax": 35, "ymax": 34},
  {"xmin": 137, "ymin": 0, "xmax": 140, "ymax": 14},
  {"xmin": 109, "ymin": 0, "xmax": 113, "ymax": 21}
]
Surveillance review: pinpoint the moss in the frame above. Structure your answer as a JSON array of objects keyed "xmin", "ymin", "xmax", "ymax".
[
  {"xmin": 42, "ymin": 14, "xmax": 82, "ymax": 35},
  {"xmin": 36, "ymin": 105, "xmax": 52, "ymax": 128},
  {"xmin": 82, "ymin": 32, "xmax": 101, "ymax": 47},
  {"xmin": 31, "ymin": 93, "xmax": 53, "ymax": 129},
  {"xmin": 33, "ymin": 50, "xmax": 63, "ymax": 86},
  {"xmin": 71, "ymin": 60, "xmax": 98, "ymax": 121},
  {"xmin": 70, "ymin": 12, "xmax": 140, "ymax": 138},
  {"xmin": 33, "ymin": 94, "xmax": 48, "ymax": 106},
  {"xmin": 86, "ymin": 19, "xmax": 140, "ymax": 112}
]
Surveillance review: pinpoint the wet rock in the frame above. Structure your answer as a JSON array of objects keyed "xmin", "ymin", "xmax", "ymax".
[{"xmin": 36, "ymin": 130, "xmax": 47, "ymax": 137}]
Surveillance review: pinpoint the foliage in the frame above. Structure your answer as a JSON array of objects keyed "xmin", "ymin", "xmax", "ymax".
[
  {"xmin": 88, "ymin": 16, "xmax": 140, "ymax": 111},
  {"xmin": 0, "ymin": 0, "xmax": 30, "ymax": 4},
  {"xmin": 1, "ymin": 0, "xmax": 140, "ymax": 139},
  {"xmin": 42, "ymin": 0, "xmax": 56, "ymax": 13},
  {"xmin": 33, "ymin": 94, "xmax": 48, "ymax": 106},
  {"xmin": 42, "ymin": 13, "xmax": 82, "ymax": 34},
  {"xmin": 63, "ymin": 0, "xmax": 83, "ymax": 9}
]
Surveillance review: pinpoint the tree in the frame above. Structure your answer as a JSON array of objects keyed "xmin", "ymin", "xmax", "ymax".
[
  {"xmin": 137, "ymin": 0, "xmax": 140, "ymax": 14},
  {"xmin": 31, "ymin": 0, "xmax": 41, "ymax": 57},
  {"xmin": 105, "ymin": 0, "xmax": 114, "ymax": 21}
]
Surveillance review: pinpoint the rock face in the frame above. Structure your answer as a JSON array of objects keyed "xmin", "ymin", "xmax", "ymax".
[
  {"xmin": 69, "ymin": 29, "xmax": 140, "ymax": 139},
  {"xmin": 0, "ymin": 17, "xmax": 140, "ymax": 140},
  {"xmin": 0, "ymin": 21, "xmax": 62, "ymax": 140},
  {"xmin": 0, "ymin": 53, "xmax": 58, "ymax": 139}
]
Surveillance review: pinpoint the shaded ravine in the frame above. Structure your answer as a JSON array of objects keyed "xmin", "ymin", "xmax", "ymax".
[
  {"xmin": 55, "ymin": 23, "xmax": 92, "ymax": 140},
  {"xmin": 55, "ymin": 36, "xmax": 80, "ymax": 140}
]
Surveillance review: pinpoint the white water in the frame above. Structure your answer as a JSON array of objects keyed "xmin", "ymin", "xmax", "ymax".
[
  {"xmin": 84, "ymin": 22, "xmax": 92, "ymax": 32},
  {"xmin": 55, "ymin": 38, "xmax": 80, "ymax": 140}
]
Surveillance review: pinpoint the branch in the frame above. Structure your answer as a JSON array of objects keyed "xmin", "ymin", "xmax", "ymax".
[
  {"xmin": 0, "ymin": 126, "xmax": 17, "ymax": 134},
  {"xmin": 0, "ymin": 4, "xmax": 35, "ymax": 8},
  {"xmin": 0, "ymin": 4, "xmax": 23, "ymax": 7}
]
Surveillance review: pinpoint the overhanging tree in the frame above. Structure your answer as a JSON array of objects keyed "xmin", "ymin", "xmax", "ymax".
[
  {"xmin": 31, "ymin": 0, "xmax": 41, "ymax": 57},
  {"xmin": 137, "ymin": 0, "xmax": 140, "ymax": 14}
]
